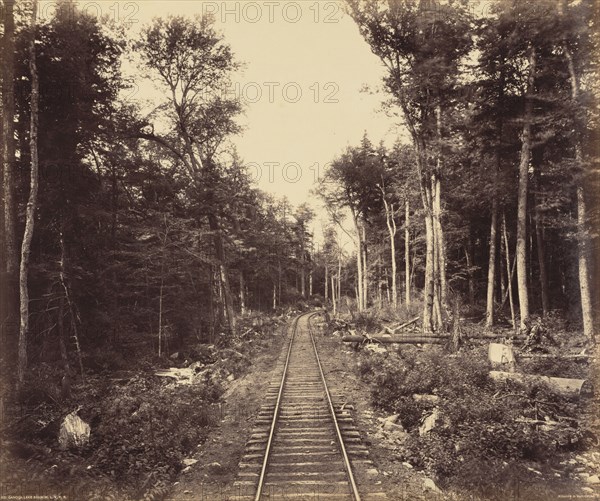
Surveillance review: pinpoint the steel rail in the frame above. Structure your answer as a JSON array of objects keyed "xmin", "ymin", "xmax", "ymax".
[
  {"xmin": 253, "ymin": 312, "xmax": 304, "ymax": 501},
  {"xmin": 307, "ymin": 312, "xmax": 362, "ymax": 501}
]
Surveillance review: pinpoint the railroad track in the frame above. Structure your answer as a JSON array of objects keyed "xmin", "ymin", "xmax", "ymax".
[{"xmin": 234, "ymin": 311, "xmax": 386, "ymax": 501}]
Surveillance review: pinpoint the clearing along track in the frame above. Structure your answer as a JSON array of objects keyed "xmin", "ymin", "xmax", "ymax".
[{"xmin": 234, "ymin": 311, "xmax": 386, "ymax": 501}]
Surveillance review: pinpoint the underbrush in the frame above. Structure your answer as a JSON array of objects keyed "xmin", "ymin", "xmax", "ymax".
[
  {"xmin": 357, "ymin": 344, "xmax": 595, "ymax": 497},
  {"xmin": 1, "ymin": 310, "xmax": 287, "ymax": 500}
]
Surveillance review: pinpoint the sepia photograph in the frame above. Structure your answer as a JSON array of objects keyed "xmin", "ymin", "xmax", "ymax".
[{"xmin": 0, "ymin": 0, "xmax": 598, "ymax": 499}]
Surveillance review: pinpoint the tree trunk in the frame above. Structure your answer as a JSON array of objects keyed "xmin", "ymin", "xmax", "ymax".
[
  {"xmin": 389, "ymin": 204, "xmax": 398, "ymax": 308},
  {"xmin": 272, "ymin": 282, "xmax": 277, "ymax": 310},
  {"xmin": 324, "ymin": 264, "xmax": 328, "ymax": 301},
  {"xmin": 361, "ymin": 224, "xmax": 368, "ymax": 310},
  {"xmin": 239, "ymin": 271, "xmax": 246, "ymax": 315},
  {"xmin": 208, "ymin": 214, "xmax": 236, "ymax": 333},
  {"xmin": 534, "ymin": 187, "xmax": 549, "ymax": 316},
  {"xmin": 516, "ymin": 47, "xmax": 536, "ymax": 332},
  {"xmin": 337, "ymin": 252, "xmax": 342, "ymax": 304},
  {"xmin": 485, "ymin": 188, "xmax": 499, "ymax": 328},
  {"xmin": 351, "ymin": 210, "xmax": 364, "ymax": 311},
  {"xmin": 331, "ymin": 274, "xmax": 337, "ymax": 316},
  {"xmin": 158, "ymin": 273, "xmax": 164, "ymax": 357},
  {"xmin": 465, "ymin": 243, "xmax": 475, "ymax": 307},
  {"xmin": 559, "ymin": 9, "xmax": 594, "ymax": 338},
  {"xmin": 432, "ymin": 173, "xmax": 447, "ymax": 312},
  {"xmin": 405, "ymin": 199, "xmax": 411, "ymax": 306},
  {"xmin": 576, "ymin": 183, "xmax": 594, "ymax": 338},
  {"xmin": 423, "ymin": 210, "xmax": 435, "ymax": 333},
  {"xmin": 59, "ymin": 232, "xmax": 84, "ymax": 380},
  {"xmin": 17, "ymin": 2, "xmax": 40, "ymax": 389},
  {"xmin": 57, "ymin": 225, "xmax": 70, "ymax": 376},
  {"xmin": 380, "ymin": 190, "xmax": 398, "ymax": 308},
  {"xmin": 503, "ymin": 213, "xmax": 517, "ymax": 330},
  {"xmin": 2, "ymin": 0, "xmax": 18, "ymax": 351}
]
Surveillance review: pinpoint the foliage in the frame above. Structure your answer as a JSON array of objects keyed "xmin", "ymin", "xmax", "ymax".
[{"xmin": 357, "ymin": 343, "xmax": 592, "ymax": 492}]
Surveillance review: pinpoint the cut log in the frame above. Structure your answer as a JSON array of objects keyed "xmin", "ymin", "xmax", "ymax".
[
  {"xmin": 489, "ymin": 370, "xmax": 592, "ymax": 397},
  {"xmin": 488, "ymin": 343, "xmax": 516, "ymax": 368},
  {"xmin": 342, "ymin": 335, "xmax": 448, "ymax": 344}
]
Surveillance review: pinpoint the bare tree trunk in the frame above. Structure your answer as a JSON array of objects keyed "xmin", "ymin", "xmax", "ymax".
[
  {"xmin": 2, "ymin": 0, "xmax": 18, "ymax": 351},
  {"xmin": 423, "ymin": 210, "xmax": 435, "ymax": 333},
  {"xmin": 57, "ymin": 295, "xmax": 70, "ymax": 374},
  {"xmin": 158, "ymin": 273, "xmax": 164, "ymax": 357},
  {"xmin": 516, "ymin": 47, "xmax": 536, "ymax": 332},
  {"xmin": 208, "ymin": 214, "xmax": 236, "ymax": 333},
  {"xmin": 337, "ymin": 251, "xmax": 342, "ymax": 304},
  {"xmin": 331, "ymin": 274, "xmax": 337, "ymax": 316},
  {"xmin": 300, "ymin": 243, "xmax": 306, "ymax": 298},
  {"xmin": 381, "ymin": 193, "xmax": 398, "ymax": 308},
  {"xmin": 534, "ymin": 188, "xmax": 549, "ymax": 316},
  {"xmin": 57, "ymin": 225, "xmax": 70, "ymax": 375},
  {"xmin": 324, "ymin": 264, "xmax": 328, "ymax": 301},
  {"xmin": 559, "ymin": 6, "xmax": 594, "ymax": 337},
  {"xmin": 503, "ymin": 213, "xmax": 517, "ymax": 330},
  {"xmin": 239, "ymin": 272, "xmax": 246, "ymax": 315},
  {"xmin": 465, "ymin": 244, "xmax": 475, "ymax": 306},
  {"xmin": 17, "ymin": 2, "xmax": 39, "ymax": 389},
  {"xmin": 59, "ymin": 232, "xmax": 84, "ymax": 380},
  {"xmin": 361, "ymin": 225, "xmax": 368, "ymax": 310},
  {"xmin": 351, "ymin": 210, "xmax": 364, "ymax": 312},
  {"xmin": 486, "ymin": 191, "xmax": 499, "ymax": 328},
  {"xmin": 576, "ymin": 183, "xmax": 594, "ymax": 337},
  {"xmin": 405, "ymin": 199, "xmax": 411, "ymax": 306},
  {"xmin": 432, "ymin": 173, "xmax": 447, "ymax": 312},
  {"xmin": 272, "ymin": 282, "xmax": 276, "ymax": 311},
  {"xmin": 434, "ymin": 107, "xmax": 448, "ymax": 313},
  {"xmin": 309, "ymin": 268, "xmax": 313, "ymax": 296}
]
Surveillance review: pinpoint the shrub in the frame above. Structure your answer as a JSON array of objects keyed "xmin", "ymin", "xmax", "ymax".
[
  {"xmin": 91, "ymin": 374, "xmax": 224, "ymax": 491},
  {"xmin": 357, "ymin": 344, "xmax": 588, "ymax": 491}
]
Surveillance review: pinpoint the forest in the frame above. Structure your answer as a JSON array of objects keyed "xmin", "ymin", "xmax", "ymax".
[{"xmin": 0, "ymin": 0, "xmax": 598, "ymax": 499}]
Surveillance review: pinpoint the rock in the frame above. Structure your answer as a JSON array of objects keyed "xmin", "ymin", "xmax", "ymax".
[
  {"xmin": 419, "ymin": 408, "xmax": 440, "ymax": 436},
  {"xmin": 155, "ymin": 367, "xmax": 194, "ymax": 385},
  {"xmin": 58, "ymin": 410, "xmax": 90, "ymax": 450},
  {"xmin": 402, "ymin": 462, "xmax": 414, "ymax": 469},
  {"xmin": 170, "ymin": 352, "xmax": 179, "ymax": 360},
  {"xmin": 226, "ymin": 374, "xmax": 235, "ymax": 382},
  {"xmin": 182, "ymin": 458, "xmax": 198, "ymax": 467},
  {"xmin": 423, "ymin": 478, "xmax": 443, "ymax": 494},
  {"xmin": 383, "ymin": 420, "xmax": 404, "ymax": 432},
  {"xmin": 382, "ymin": 414, "xmax": 399, "ymax": 425},
  {"xmin": 366, "ymin": 468, "xmax": 379, "ymax": 477},
  {"xmin": 182, "ymin": 466, "xmax": 192, "ymax": 474},
  {"xmin": 582, "ymin": 487, "xmax": 594, "ymax": 493},
  {"xmin": 585, "ymin": 475, "xmax": 599, "ymax": 485},
  {"xmin": 207, "ymin": 462, "xmax": 223, "ymax": 474}
]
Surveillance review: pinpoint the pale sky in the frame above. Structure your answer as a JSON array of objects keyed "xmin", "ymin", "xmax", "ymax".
[{"xmin": 38, "ymin": 0, "xmax": 405, "ymax": 239}]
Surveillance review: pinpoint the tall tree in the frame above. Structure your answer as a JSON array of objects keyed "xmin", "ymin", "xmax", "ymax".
[
  {"xmin": 347, "ymin": 0, "xmax": 472, "ymax": 331},
  {"xmin": 136, "ymin": 15, "xmax": 242, "ymax": 332},
  {"xmin": 2, "ymin": 0, "xmax": 18, "ymax": 348},
  {"xmin": 17, "ymin": 0, "xmax": 39, "ymax": 388}
]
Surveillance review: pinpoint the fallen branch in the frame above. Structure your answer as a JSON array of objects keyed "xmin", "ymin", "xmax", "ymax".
[{"xmin": 342, "ymin": 335, "xmax": 448, "ymax": 344}]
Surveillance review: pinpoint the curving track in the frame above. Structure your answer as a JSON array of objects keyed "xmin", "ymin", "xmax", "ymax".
[{"xmin": 234, "ymin": 311, "xmax": 386, "ymax": 501}]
